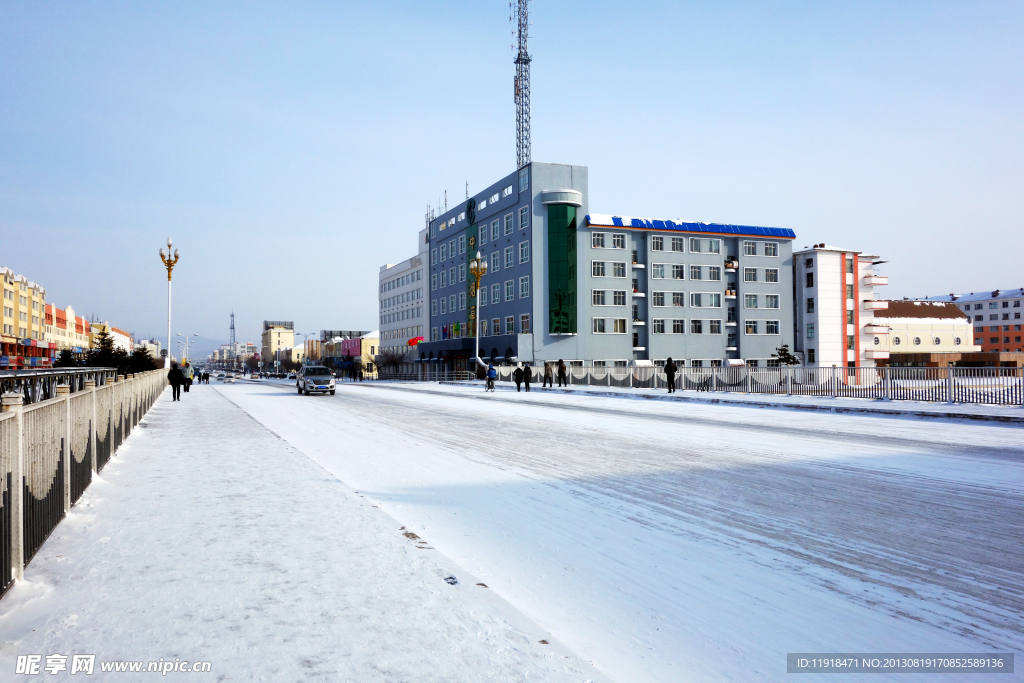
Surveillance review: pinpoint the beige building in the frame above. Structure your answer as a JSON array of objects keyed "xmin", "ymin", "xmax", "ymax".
[
  {"xmin": 44, "ymin": 304, "xmax": 92, "ymax": 351},
  {"xmin": 2, "ymin": 266, "xmax": 46, "ymax": 342},
  {"xmin": 89, "ymin": 321, "xmax": 133, "ymax": 352},
  {"xmin": 870, "ymin": 300, "xmax": 980, "ymax": 357},
  {"xmin": 261, "ymin": 320, "xmax": 294, "ymax": 369}
]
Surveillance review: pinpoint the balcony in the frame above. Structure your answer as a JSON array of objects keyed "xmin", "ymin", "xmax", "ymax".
[
  {"xmin": 632, "ymin": 320, "xmax": 646, "ymax": 326},
  {"xmin": 863, "ymin": 275, "xmax": 888, "ymax": 286},
  {"xmin": 632, "ymin": 346, "xmax": 646, "ymax": 352},
  {"xmin": 724, "ymin": 289, "xmax": 737, "ymax": 298},
  {"xmin": 724, "ymin": 259, "xmax": 739, "ymax": 271},
  {"xmin": 725, "ymin": 321, "xmax": 737, "ymax": 326},
  {"xmin": 632, "ymin": 291, "xmax": 646, "ymax": 298},
  {"xmin": 863, "ymin": 325, "xmax": 890, "ymax": 334},
  {"xmin": 726, "ymin": 346, "xmax": 738, "ymax": 351},
  {"xmin": 631, "ymin": 262, "xmax": 645, "ymax": 269},
  {"xmin": 864, "ymin": 350, "xmax": 890, "ymax": 359},
  {"xmin": 863, "ymin": 300, "xmax": 888, "ymax": 310}
]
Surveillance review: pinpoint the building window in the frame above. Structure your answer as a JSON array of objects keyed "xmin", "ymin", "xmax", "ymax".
[
  {"xmin": 652, "ymin": 264, "xmax": 665, "ymax": 278},
  {"xmin": 520, "ymin": 314, "xmax": 530, "ymax": 333},
  {"xmin": 440, "ymin": 244, "xmax": 447, "ymax": 261},
  {"xmin": 481, "ymin": 319, "xmax": 489, "ymax": 336},
  {"xmin": 873, "ymin": 336, "xmax": 880, "ymax": 345},
  {"xmin": 490, "ymin": 251, "xmax": 500, "ymax": 272},
  {"xmin": 459, "ymin": 292, "xmax": 467, "ymax": 311},
  {"xmin": 504, "ymin": 213, "xmax": 514, "ymax": 235},
  {"xmin": 459, "ymin": 264, "xmax": 466, "ymax": 282},
  {"xmin": 689, "ymin": 238, "xmax": 701, "ymax": 253},
  {"xmin": 807, "ymin": 297, "xmax": 814, "ymax": 313},
  {"xmin": 707, "ymin": 266, "xmax": 720, "ymax": 281},
  {"xmin": 933, "ymin": 336, "xmax": 941, "ymax": 345},
  {"xmin": 690, "ymin": 265, "xmax": 702, "ymax": 280},
  {"xmin": 440, "ymin": 271, "xmax": 447, "ymax": 288},
  {"xmin": 479, "ymin": 287, "xmax": 487, "ymax": 306},
  {"xmin": 690, "ymin": 293, "xmax": 721, "ymax": 308},
  {"xmin": 612, "ymin": 234, "xmax": 626, "ymax": 249},
  {"xmin": 653, "ymin": 319, "xmax": 665, "ymax": 333},
  {"xmin": 506, "ymin": 316, "xmax": 515, "ymax": 334},
  {"xmin": 593, "ymin": 318, "xmax": 606, "ymax": 333},
  {"xmin": 745, "ymin": 320, "xmax": 758, "ymax": 335},
  {"xmin": 459, "ymin": 235, "xmax": 466, "ymax": 254},
  {"xmin": 744, "ymin": 241, "xmax": 757, "ymax": 256},
  {"xmin": 672, "ymin": 292, "xmax": 685, "ymax": 307},
  {"xmin": 440, "ymin": 298, "xmax": 447, "ymax": 314},
  {"xmin": 614, "ymin": 290, "xmax": 626, "ymax": 306},
  {"xmin": 431, "ymin": 274, "xmax": 437, "ymax": 291},
  {"xmin": 744, "ymin": 268, "xmax": 757, "ymax": 282},
  {"xmin": 766, "ymin": 294, "xmax": 779, "ymax": 309},
  {"xmin": 847, "ymin": 334, "xmax": 855, "ymax": 350},
  {"xmin": 491, "ymin": 283, "xmax": 500, "ymax": 303},
  {"xmin": 651, "ymin": 236, "xmax": 664, "ymax": 251},
  {"xmin": 672, "ymin": 319, "xmax": 684, "ymax": 334},
  {"xmin": 671, "ymin": 237, "xmax": 684, "ymax": 252},
  {"xmin": 491, "ymin": 220, "xmax": 500, "ymax": 241},
  {"xmin": 807, "ymin": 324, "xmax": 815, "ymax": 339},
  {"xmin": 893, "ymin": 336, "xmax": 901, "ymax": 346},
  {"xmin": 504, "ymin": 246, "xmax": 514, "ymax": 268},
  {"xmin": 653, "ymin": 292, "xmax": 666, "ymax": 306},
  {"xmin": 846, "ymin": 284, "xmax": 854, "ymax": 299},
  {"xmin": 592, "ymin": 232, "xmax": 606, "ymax": 248},
  {"xmin": 709, "ymin": 319, "xmax": 722, "ymax": 334},
  {"xmin": 744, "ymin": 294, "xmax": 758, "ymax": 309},
  {"xmin": 690, "ymin": 319, "xmax": 703, "ymax": 334},
  {"xmin": 450, "ymin": 294, "xmax": 456, "ymax": 312},
  {"xmin": 593, "ymin": 290, "xmax": 606, "ymax": 305},
  {"xmin": 764, "ymin": 243, "xmax": 778, "ymax": 257},
  {"xmin": 593, "ymin": 261, "xmax": 606, "ymax": 277},
  {"xmin": 765, "ymin": 268, "xmax": 779, "ymax": 283},
  {"xmin": 519, "ymin": 241, "xmax": 530, "ymax": 263},
  {"xmin": 492, "ymin": 317, "xmax": 500, "ymax": 335},
  {"xmin": 449, "ymin": 240, "xmax": 455, "ymax": 257},
  {"xmin": 479, "ymin": 225, "xmax": 488, "ymax": 245},
  {"xmin": 807, "ymin": 348, "xmax": 815, "ymax": 363},
  {"xmin": 431, "ymin": 248, "xmax": 437, "ymax": 265},
  {"xmin": 846, "ymin": 257, "xmax": 854, "ymax": 273},
  {"xmin": 612, "ymin": 262, "xmax": 626, "ymax": 278},
  {"xmin": 806, "ymin": 273, "xmax": 814, "ymax": 288},
  {"xmin": 914, "ymin": 336, "xmax": 922, "ymax": 345},
  {"xmin": 672, "ymin": 265, "xmax": 685, "ymax": 280},
  {"xmin": 519, "ymin": 206, "xmax": 530, "ymax": 230},
  {"xmin": 519, "ymin": 276, "xmax": 530, "ymax": 298},
  {"xmin": 431, "ymin": 300, "xmax": 438, "ymax": 316},
  {"xmin": 431, "ymin": 327, "xmax": 438, "ymax": 341},
  {"xmin": 518, "ymin": 167, "xmax": 529, "ymax": 191},
  {"xmin": 614, "ymin": 319, "xmax": 626, "ymax": 333},
  {"xmin": 504, "ymin": 280, "xmax": 515, "ymax": 301}
]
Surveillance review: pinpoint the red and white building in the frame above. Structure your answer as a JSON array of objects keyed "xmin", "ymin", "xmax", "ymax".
[
  {"xmin": 793, "ymin": 244, "xmax": 889, "ymax": 367},
  {"xmin": 44, "ymin": 303, "xmax": 92, "ymax": 353}
]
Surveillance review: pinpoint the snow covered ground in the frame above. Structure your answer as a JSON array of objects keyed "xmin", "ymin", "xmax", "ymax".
[
  {"xmin": 2, "ymin": 379, "xmax": 1021, "ymax": 682},
  {"xmin": 225, "ymin": 380, "xmax": 1024, "ymax": 682},
  {"xmin": 0, "ymin": 386, "xmax": 608, "ymax": 682}
]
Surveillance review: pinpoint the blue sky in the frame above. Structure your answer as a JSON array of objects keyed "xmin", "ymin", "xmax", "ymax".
[{"xmin": 2, "ymin": 1, "xmax": 1021, "ymax": 348}]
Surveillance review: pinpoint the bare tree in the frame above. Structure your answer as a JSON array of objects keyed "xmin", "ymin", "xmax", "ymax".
[{"xmin": 377, "ymin": 347, "xmax": 409, "ymax": 375}]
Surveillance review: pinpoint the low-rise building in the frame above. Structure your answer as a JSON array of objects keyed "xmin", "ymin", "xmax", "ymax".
[
  {"xmin": 868, "ymin": 300, "xmax": 980, "ymax": 363},
  {"xmin": 44, "ymin": 304, "xmax": 91, "ymax": 353},
  {"xmin": 917, "ymin": 288, "xmax": 1023, "ymax": 353}
]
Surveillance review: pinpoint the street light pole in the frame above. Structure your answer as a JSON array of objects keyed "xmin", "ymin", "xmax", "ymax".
[
  {"xmin": 159, "ymin": 238, "xmax": 180, "ymax": 368},
  {"xmin": 468, "ymin": 251, "xmax": 488, "ymax": 371}
]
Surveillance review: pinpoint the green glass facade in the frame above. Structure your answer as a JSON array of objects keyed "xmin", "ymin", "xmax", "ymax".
[{"xmin": 547, "ymin": 204, "xmax": 577, "ymax": 334}]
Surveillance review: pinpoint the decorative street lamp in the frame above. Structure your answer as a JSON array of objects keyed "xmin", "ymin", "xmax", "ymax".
[
  {"xmin": 468, "ymin": 250, "xmax": 488, "ymax": 371},
  {"xmin": 159, "ymin": 238, "xmax": 180, "ymax": 369},
  {"xmin": 177, "ymin": 332, "xmax": 198, "ymax": 362}
]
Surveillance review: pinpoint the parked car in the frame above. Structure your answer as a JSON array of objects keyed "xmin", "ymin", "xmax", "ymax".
[{"xmin": 296, "ymin": 366, "xmax": 335, "ymax": 395}]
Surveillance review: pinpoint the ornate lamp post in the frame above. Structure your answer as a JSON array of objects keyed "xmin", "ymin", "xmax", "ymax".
[
  {"xmin": 468, "ymin": 251, "xmax": 488, "ymax": 371},
  {"xmin": 159, "ymin": 238, "xmax": 180, "ymax": 368}
]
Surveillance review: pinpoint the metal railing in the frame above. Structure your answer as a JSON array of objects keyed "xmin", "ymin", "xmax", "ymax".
[
  {"xmin": 0, "ymin": 369, "xmax": 167, "ymax": 599},
  {"xmin": 473, "ymin": 365, "xmax": 1024, "ymax": 406},
  {"xmin": 0, "ymin": 368, "xmax": 117, "ymax": 406},
  {"xmin": 377, "ymin": 370, "xmax": 475, "ymax": 382}
]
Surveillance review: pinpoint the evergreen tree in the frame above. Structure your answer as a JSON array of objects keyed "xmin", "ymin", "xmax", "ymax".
[
  {"xmin": 55, "ymin": 349, "xmax": 76, "ymax": 367},
  {"xmin": 771, "ymin": 344, "xmax": 800, "ymax": 365}
]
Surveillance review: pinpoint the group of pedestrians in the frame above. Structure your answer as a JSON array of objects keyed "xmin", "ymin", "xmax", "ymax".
[
  {"xmin": 166, "ymin": 361, "xmax": 210, "ymax": 402},
  {"xmin": 487, "ymin": 358, "xmax": 681, "ymax": 395}
]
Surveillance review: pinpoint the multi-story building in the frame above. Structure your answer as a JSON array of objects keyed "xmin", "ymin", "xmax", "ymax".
[
  {"xmin": 89, "ymin": 322, "xmax": 133, "ymax": 352},
  {"xmin": 2, "ymin": 266, "xmax": 55, "ymax": 369},
  {"xmin": 135, "ymin": 338, "xmax": 162, "ymax": 358},
  {"xmin": 792, "ymin": 244, "xmax": 889, "ymax": 367},
  {"xmin": 378, "ymin": 228, "xmax": 428, "ymax": 362},
  {"xmin": 261, "ymin": 321, "xmax": 294, "ymax": 369},
  {"xmin": 44, "ymin": 304, "xmax": 91, "ymax": 353},
  {"xmin": 338, "ymin": 334, "xmax": 379, "ymax": 375},
  {"xmin": 415, "ymin": 162, "xmax": 796, "ymax": 370},
  {"xmin": 917, "ymin": 288, "xmax": 1024, "ymax": 353}
]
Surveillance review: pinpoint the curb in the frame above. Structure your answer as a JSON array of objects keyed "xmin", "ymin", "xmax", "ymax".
[{"xmin": 436, "ymin": 382, "xmax": 1024, "ymax": 425}]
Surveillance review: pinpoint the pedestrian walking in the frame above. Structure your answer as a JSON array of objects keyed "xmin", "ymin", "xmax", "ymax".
[
  {"xmin": 167, "ymin": 362, "xmax": 184, "ymax": 401},
  {"xmin": 182, "ymin": 361, "xmax": 194, "ymax": 393},
  {"xmin": 523, "ymin": 364, "xmax": 532, "ymax": 392},
  {"xmin": 542, "ymin": 362, "xmax": 552, "ymax": 388},
  {"xmin": 513, "ymin": 364, "xmax": 523, "ymax": 392},
  {"xmin": 486, "ymin": 363, "xmax": 496, "ymax": 392},
  {"xmin": 557, "ymin": 359, "xmax": 567, "ymax": 387},
  {"xmin": 665, "ymin": 356, "xmax": 678, "ymax": 394},
  {"xmin": 203, "ymin": 371, "xmax": 210, "ymax": 384}
]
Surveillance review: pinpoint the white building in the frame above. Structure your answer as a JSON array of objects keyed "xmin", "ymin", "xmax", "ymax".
[
  {"xmin": 917, "ymin": 288, "xmax": 1024, "ymax": 354},
  {"xmin": 793, "ymin": 244, "xmax": 889, "ymax": 367},
  {"xmin": 135, "ymin": 338, "xmax": 162, "ymax": 357},
  {"xmin": 378, "ymin": 227, "xmax": 428, "ymax": 365}
]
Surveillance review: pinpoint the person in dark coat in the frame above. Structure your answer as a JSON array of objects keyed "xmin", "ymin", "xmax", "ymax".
[
  {"xmin": 557, "ymin": 359, "xmax": 567, "ymax": 387},
  {"xmin": 167, "ymin": 362, "xmax": 184, "ymax": 401},
  {"xmin": 513, "ymin": 364, "xmax": 523, "ymax": 392},
  {"xmin": 542, "ymin": 362, "xmax": 552, "ymax": 388},
  {"xmin": 523, "ymin": 365, "xmax": 532, "ymax": 392},
  {"xmin": 665, "ymin": 356, "xmax": 678, "ymax": 393}
]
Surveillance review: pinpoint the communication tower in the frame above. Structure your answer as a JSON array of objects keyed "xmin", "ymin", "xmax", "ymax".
[{"xmin": 513, "ymin": 0, "xmax": 531, "ymax": 168}]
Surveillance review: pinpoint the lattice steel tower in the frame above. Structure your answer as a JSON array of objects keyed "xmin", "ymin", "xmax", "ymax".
[
  {"xmin": 229, "ymin": 311, "xmax": 236, "ymax": 346},
  {"xmin": 513, "ymin": 0, "xmax": 531, "ymax": 169}
]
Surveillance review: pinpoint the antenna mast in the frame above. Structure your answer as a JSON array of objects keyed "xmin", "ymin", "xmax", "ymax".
[
  {"xmin": 513, "ymin": 0, "xmax": 531, "ymax": 168},
  {"xmin": 229, "ymin": 310, "xmax": 236, "ymax": 346}
]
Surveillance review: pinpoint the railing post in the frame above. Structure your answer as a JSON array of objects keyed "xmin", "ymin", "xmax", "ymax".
[
  {"xmin": 2, "ymin": 392, "xmax": 25, "ymax": 581},
  {"xmin": 56, "ymin": 384, "xmax": 71, "ymax": 514},
  {"xmin": 787, "ymin": 366, "xmax": 792, "ymax": 396},
  {"xmin": 84, "ymin": 380, "xmax": 97, "ymax": 474},
  {"xmin": 832, "ymin": 367, "xmax": 838, "ymax": 398},
  {"xmin": 946, "ymin": 366, "xmax": 954, "ymax": 404}
]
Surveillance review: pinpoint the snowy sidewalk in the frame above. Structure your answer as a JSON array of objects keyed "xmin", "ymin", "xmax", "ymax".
[
  {"xmin": 440, "ymin": 380, "xmax": 1024, "ymax": 423},
  {"xmin": 0, "ymin": 386, "xmax": 607, "ymax": 682}
]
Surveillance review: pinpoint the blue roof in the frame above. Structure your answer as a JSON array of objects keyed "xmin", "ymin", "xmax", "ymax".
[{"xmin": 589, "ymin": 214, "xmax": 795, "ymax": 239}]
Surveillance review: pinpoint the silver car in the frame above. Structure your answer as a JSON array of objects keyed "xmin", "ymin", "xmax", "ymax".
[{"xmin": 297, "ymin": 366, "xmax": 335, "ymax": 395}]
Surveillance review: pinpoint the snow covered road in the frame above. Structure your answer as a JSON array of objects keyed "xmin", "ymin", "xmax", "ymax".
[{"xmin": 224, "ymin": 380, "xmax": 1024, "ymax": 683}]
